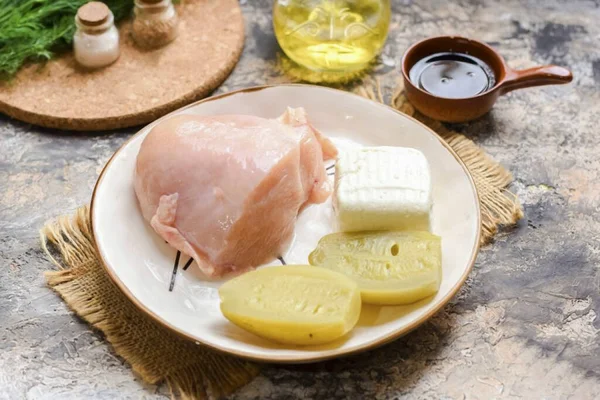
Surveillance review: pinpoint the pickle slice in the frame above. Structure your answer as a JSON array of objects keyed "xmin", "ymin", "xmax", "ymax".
[
  {"xmin": 309, "ymin": 231, "xmax": 442, "ymax": 305},
  {"xmin": 219, "ymin": 266, "xmax": 361, "ymax": 345}
]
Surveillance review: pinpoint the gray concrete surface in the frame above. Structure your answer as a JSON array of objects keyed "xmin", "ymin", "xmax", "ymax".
[{"xmin": 1, "ymin": 0, "xmax": 600, "ymax": 398}]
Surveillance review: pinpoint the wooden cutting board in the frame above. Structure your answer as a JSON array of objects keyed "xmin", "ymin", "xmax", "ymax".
[{"xmin": 0, "ymin": 0, "xmax": 245, "ymax": 131}]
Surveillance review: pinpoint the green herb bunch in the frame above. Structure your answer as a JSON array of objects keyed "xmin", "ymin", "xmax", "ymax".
[{"xmin": 0, "ymin": 0, "xmax": 134, "ymax": 79}]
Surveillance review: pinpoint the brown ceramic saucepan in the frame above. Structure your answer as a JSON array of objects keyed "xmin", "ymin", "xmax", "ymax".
[{"xmin": 401, "ymin": 36, "xmax": 573, "ymax": 123}]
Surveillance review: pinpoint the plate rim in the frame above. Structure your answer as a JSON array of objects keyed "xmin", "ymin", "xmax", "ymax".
[{"xmin": 90, "ymin": 84, "xmax": 482, "ymax": 363}]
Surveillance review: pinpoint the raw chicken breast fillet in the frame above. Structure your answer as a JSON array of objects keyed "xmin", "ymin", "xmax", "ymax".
[{"xmin": 134, "ymin": 108, "xmax": 337, "ymax": 277}]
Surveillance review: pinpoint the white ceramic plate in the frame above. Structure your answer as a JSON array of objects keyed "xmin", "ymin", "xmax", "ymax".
[{"xmin": 92, "ymin": 85, "xmax": 480, "ymax": 363}]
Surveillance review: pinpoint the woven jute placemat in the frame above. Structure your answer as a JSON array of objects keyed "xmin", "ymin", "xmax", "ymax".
[{"xmin": 41, "ymin": 83, "xmax": 523, "ymax": 399}]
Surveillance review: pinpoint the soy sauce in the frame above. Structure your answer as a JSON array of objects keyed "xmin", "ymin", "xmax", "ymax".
[{"xmin": 409, "ymin": 52, "xmax": 496, "ymax": 99}]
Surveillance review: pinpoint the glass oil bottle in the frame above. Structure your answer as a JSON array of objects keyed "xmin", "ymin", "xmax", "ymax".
[{"xmin": 273, "ymin": 0, "xmax": 391, "ymax": 73}]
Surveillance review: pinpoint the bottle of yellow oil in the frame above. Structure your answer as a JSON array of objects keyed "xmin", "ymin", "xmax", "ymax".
[{"xmin": 273, "ymin": 0, "xmax": 391, "ymax": 73}]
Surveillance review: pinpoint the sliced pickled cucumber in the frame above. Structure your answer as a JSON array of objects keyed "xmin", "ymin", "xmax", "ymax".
[
  {"xmin": 219, "ymin": 266, "xmax": 361, "ymax": 345},
  {"xmin": 309, "ymin": 231, "xmax": 442, "ymax": 305}
]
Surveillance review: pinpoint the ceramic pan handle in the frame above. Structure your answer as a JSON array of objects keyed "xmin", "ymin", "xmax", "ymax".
[{"xmin": 500, "ymin": 65, "xmax": 573, "ymax": 95}]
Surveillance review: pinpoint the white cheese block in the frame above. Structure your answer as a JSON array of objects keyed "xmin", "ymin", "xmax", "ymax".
[{"xmin": 334, "ymin": 146, "xmax": 432, "ymax": 232}]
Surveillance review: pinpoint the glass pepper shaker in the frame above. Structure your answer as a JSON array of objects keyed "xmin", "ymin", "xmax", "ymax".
[
  {"xmin": 132, "ymin": 0, "xmax": 179, "ymax": 49},
  {"xmin": 73, "ymin": 2, "xmax": 120, "ymax": 69}
]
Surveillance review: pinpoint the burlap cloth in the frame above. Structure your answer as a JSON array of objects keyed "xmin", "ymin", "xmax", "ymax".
[{"xmin": 40, "ymin": 81, "xmax": 523, "ymax": 399}]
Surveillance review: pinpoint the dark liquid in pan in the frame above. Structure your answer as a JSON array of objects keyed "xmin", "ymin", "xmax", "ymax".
[{"xmin": 409, "ymin": 52, "xmax": 496, "ymax": 99}]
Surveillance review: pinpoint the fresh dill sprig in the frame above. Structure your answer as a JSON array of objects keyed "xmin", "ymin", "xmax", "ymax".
[{"xmin": 0, "ymin": 0, "xmax": 134, "ymax": 79}]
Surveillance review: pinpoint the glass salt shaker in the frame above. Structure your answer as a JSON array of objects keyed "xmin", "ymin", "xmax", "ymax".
[
  {"xmin": 74, "ymin": 2, "xmax": 120, "ymax": 69},
  {"xmin": 132, "ymin": 0, "xmax": 179, "ymax": 49}
]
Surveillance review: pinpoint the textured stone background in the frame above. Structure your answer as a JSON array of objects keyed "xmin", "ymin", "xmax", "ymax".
[{"xmin": 1, "ymin": 0, "xmax": 599, "ymax": 398}]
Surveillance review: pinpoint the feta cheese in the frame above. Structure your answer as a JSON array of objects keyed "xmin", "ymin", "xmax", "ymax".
[{"xmin": 334, "ymin": 146, "xmax": 432, "ymax": 232}]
